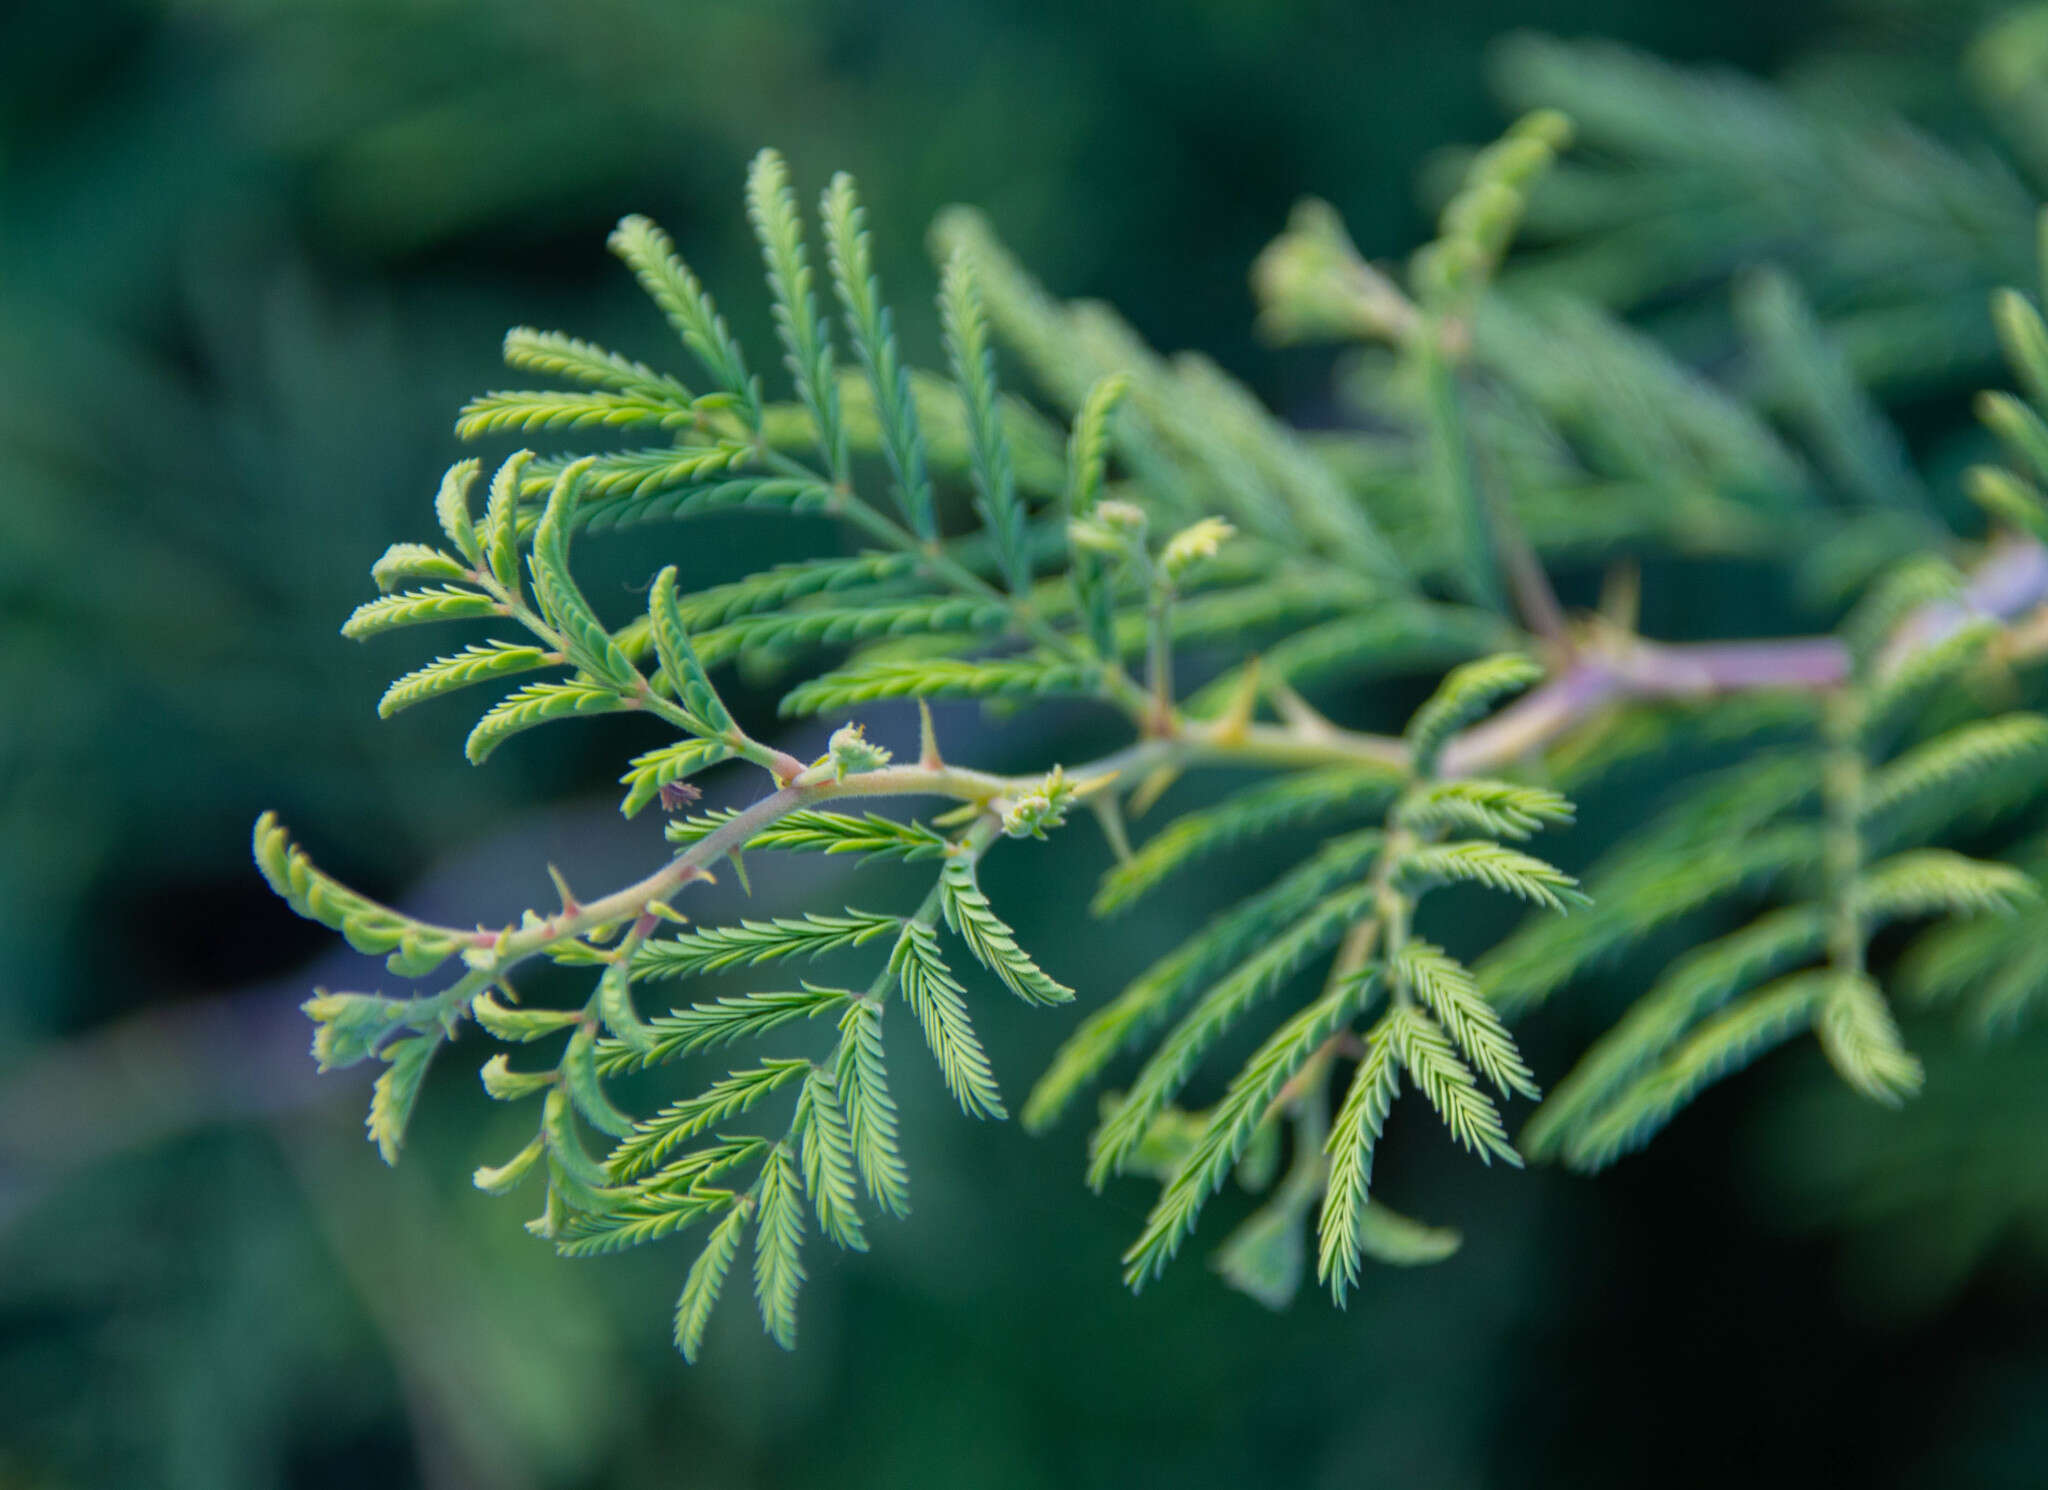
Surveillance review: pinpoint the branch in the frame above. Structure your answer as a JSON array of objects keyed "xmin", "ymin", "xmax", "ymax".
[
  {"xmin": 481, "ymin": 761, "xmax": 1050, "ymax": 968},
  {"xmin": 576, "ymin": 531, "xmax": 2048, "ymax": 949},
  {"xmin": 276, "ymin": 528, "xmax": 2048, "ymax": 1026},
  {"xmin": 1444, "ymin": 536, "xmax": 2048, "ymax": 776}
]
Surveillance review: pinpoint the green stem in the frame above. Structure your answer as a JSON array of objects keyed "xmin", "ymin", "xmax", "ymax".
[
  {"xmin": 737, "ymin": 815, "xmax": 999, "ymax": 1227},
  {"xmin": 1262, "ymin": 913, "xmax": 1383, "ymax": 1128},
  {"xmin": 1145, "ymin": 570, "xmax": 1176, "ymax": 732},
  {"xmin": 466, "ymin": 562, "xmax": 802, "ymax": 784},
  {"xmin": 345, "ymin": 725, "xmax": 1408, "ymax": 991},
  {"xmin": 1420, "ymin": 334, "xmax": 1505, "ymax": 617},
  {"xmin": 754, "ymin": 445, "xmax": 1153, "ymax": 717},
  {"xmin": 1418, "ymin": 328, "xmax": 1568, "ymax": 644},
  {"xmin": 1369, "ymin": 824, "xmax": 1418, "ymax": 1009}
]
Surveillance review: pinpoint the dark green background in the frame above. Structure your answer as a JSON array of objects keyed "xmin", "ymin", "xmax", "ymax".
[{"xmin": 6, "ymin": 2, "xmax": 2046, "ymax": 1487}]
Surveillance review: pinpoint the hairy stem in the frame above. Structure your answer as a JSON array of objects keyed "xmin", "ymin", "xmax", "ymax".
[
  {"xmin": 362, "ymin": 530, "xmax": 2048, "ymax": 1007},
  {"xmin": 1442, "ymin": 536, "xmax": 2048, "ymax": 774}
]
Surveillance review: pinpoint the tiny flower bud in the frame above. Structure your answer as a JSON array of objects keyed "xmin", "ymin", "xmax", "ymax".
[
  {"xmin": 1161, "ymin": 517, "xmax": 1235, "ymax": 580},
  {"xmin": 1070, "ymin": 500, "xmax": 1149, "ymax": 559},
  {"xmin": 302, "ymin": 990, "xmax": 413, "ymax": 1071},
  {"xmin": 1002, "ymin": 765, "xmax": 1078, "ymax": 839},
  {"xmin": 1095, "ymin": 499, "xmax": 1148, "ymax": 536},
  {"xmin": 827, "ymin": 722, "xmax": 893, "ymax": 780}
]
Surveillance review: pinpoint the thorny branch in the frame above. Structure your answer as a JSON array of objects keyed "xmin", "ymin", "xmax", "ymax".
[{"xmin": 372, "ymin": 532, "xmax": 2048, "ymax": 1007}]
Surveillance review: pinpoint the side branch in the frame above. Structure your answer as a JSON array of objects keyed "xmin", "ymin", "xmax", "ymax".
[
  {"xmin": 1444, "ymin": 536, "xmax": 2048, "ymax": 776},
  {"xmin": 292, "ymin": 535, "xmax": 2048, "ymax": 995}
]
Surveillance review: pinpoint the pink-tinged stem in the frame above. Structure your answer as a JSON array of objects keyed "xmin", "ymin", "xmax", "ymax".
[
  {"xmin": 1443, "ymin": 536, "xmax": 2048, "ymax": 776},
  {"xmin": 1881, "ymin": 536, "xmax": 2048, "ymax": 672},
  {"xmin": 1441, "ymin": 638, "xmax": 1846, "ymax": 774}
]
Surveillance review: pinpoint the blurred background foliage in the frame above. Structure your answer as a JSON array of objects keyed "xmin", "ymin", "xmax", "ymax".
[{"xmin": 6, "ymin": 0, "xmax": 2048, "ymax": 1486}]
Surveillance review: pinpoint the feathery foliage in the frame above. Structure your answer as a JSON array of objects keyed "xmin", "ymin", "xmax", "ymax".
[{"xmin": 264, "ymin": 100, "xmax": 2048, "ymax": 1368}]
